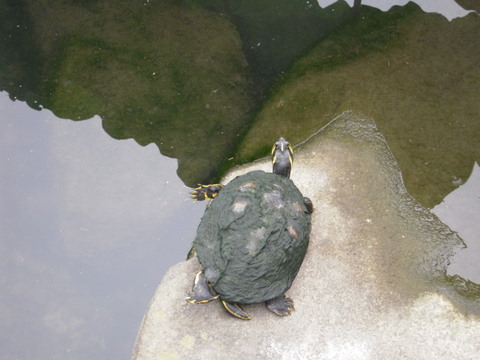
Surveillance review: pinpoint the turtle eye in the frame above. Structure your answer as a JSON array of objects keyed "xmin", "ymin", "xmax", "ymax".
[{"xmin": 271, "ymin": 142, "xmax": 278, "ymax": 155}]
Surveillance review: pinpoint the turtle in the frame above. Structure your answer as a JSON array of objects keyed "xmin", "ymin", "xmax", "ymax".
[{"xmin": 185, "ymin": 137, "xmax": 313, "ymax": 320}]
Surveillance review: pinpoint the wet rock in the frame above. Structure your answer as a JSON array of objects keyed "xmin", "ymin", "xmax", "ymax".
[{"xmin": 132, "ymin": 111, "xmax": 480, "ymax": 360}]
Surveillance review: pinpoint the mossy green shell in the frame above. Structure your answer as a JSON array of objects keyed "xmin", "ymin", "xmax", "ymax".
[{"xmin": 194, "ymin": 170, "xmax": 311, "ymax": 304}]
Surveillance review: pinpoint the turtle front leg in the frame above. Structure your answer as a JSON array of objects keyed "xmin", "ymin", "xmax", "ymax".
[
  {"xmin": 185, "ymin": 271, "xmax": 219, "ymax": 304},
  {"xmin": 265, "ymin": 295, "xmax": 295, "ymax": 316},
  {"xmin": 221, "ymin": 300, "xmax": 252, "ymax": 320},
  {"xmin": 192, "ymin": 184, "xmax": 224, "ymax": 201}
]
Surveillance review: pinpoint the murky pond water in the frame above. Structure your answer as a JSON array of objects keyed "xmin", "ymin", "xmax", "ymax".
[
  {"xmin": 1, "ymin": 0, "xmax": 479, "ymax": 359},
  {"xmin": 0, "ymin": 92, "xmax": 206, "ymax": 359}
]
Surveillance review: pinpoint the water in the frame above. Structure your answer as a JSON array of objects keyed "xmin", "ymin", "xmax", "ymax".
[
  {"xmin": 432, "ymin": 162, "xmax": 480, "ymax": 284},
  {"xmin": 0, "ymin": 92, "xmax": 205, "ymax": 359},
  {"xmin": 1, "ymin": 0, "xmax": 479, "ymax": 359},
  {"xmin": 319, "ymin": 0, "xmax": 475, "ymax": 20}
]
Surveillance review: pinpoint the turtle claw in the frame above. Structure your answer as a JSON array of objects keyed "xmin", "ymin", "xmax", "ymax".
[
  {"xmin": 266, "ymin": 295, "xmax": 295, "ymax": 316},
  {"xmin": 185, "ymin": 271, "xmax": 219, "ymax": 304},
  {"xmin": 192, "ymin": 184, "xmax": 224, "ymax": 201},
  {"xmin": 185, "ymin": 293, "xmax": 219, "ymax": 304},
  {"xmin": 221, "ymin": 300, "xmax": 252, "ymax": 320}
]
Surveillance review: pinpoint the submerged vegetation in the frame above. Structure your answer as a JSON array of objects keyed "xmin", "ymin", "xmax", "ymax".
[{"xmin": 0, "ymin": 0, "xmax": 479, "ymax": 206}]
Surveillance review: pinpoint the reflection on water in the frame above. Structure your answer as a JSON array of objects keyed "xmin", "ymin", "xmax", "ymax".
[
  {"xmin": 0, "ymin": 0, "xmax": 357, "ymax": 188},
  {"xmin": 0, "ymin": 0, "xmax": 255, "ymax": 187},
  {"xmin": 0, "ymin": 92, "xmax": 205, "ymax": 359},
  {"xmin": 319, "ymin": 0, "xmax": 475, "ymax": 20},
  {"xmin": 2, "ymin": 0, "xmax": 477, "ymax": 205},
  {"xmin": 432, "ymin": 162, "xmax": 480, "ymax": 284}
]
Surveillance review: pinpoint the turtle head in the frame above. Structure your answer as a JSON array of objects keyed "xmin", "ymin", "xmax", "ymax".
[{"xmin": 271, "ymin": 137, "xmax": 293, "ymax": 178}]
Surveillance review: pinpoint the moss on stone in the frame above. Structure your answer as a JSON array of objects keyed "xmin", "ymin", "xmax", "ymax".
[{"xmin": 235, "ymin": 3, "xmax": 480, "ymax": 207}]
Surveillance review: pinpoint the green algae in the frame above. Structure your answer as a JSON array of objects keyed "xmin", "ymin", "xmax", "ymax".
[
  {"xmin": 1, "ymin": 0, "xmax": 253, "ymax": 186},
  {"xmin": 199, "ymin": 0, "xmax": 353, "ymax": 92},
  {"xmin": 1, "ymin": 1, "xmax": 479, "ymax": 206},
  {"xmin": 235, "ymin": 3, "xmax": 480, "ymax": 207},
  {"xmin": 0, "ymin": 0, "xmax": 357, "ymax": 187}
]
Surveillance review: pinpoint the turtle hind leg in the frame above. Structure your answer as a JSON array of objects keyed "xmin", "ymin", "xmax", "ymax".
[
  {"xmin": 185, "ymin": 271, "xmax": 219, "ymax": 304},
  {"xmin": 221, "ymin": 300, "xmax": 252, "ymax": 320},
  {"xmin": 304, "ymin": 196, "xmax": 314, "ymax": 214},
  {"xmin": 191, "ymin": 184, "xmax": 224, "ymax": 201},
  {"xmin": 266, "ymin": 295, "xmax": 295, "ymax": 316}
]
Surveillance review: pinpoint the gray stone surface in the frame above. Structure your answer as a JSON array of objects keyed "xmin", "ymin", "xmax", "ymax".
[{"xmin": 132, "ymin": 111, "xmax": 480, "ymax": 360}]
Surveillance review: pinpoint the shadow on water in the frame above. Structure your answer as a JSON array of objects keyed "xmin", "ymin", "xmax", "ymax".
[{"xmin": 1, "ymin": 0, "xmax": 480, "ymax": 359}]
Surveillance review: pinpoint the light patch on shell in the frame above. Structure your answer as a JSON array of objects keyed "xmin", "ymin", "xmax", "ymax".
[
  {"xmin": 246, "ymin": 227, "xmax": 267, "ymax": 255},
  {"xmin": 272, "ymin": 183, "xmax": 283, "ymax": 190},
  {"xmin": 288, "ymin": 225, "xmax": 299, "ymax": 240},
  {"xmin": 262, "ymin": 190, "xmax": 284, "ymax": 209},
  {"xmin": 239, "ymin": 182, "xmax": 257, "ymax": 192},
  {"xmin": 204, "ymin": 267, "xmax": 221, "ymax": 283},
  {"xmin": 232, "ymin": 201, "xmax": 248, "ymax": 213},
  {"xmin": 292, "ymin": 202, "xmax": 303, "ymax": 213}
]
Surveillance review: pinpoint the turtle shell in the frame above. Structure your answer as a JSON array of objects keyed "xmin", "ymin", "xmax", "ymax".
[{"xmin": 194, "ymin": 170, "xmax": 311, "ymax": 304}]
